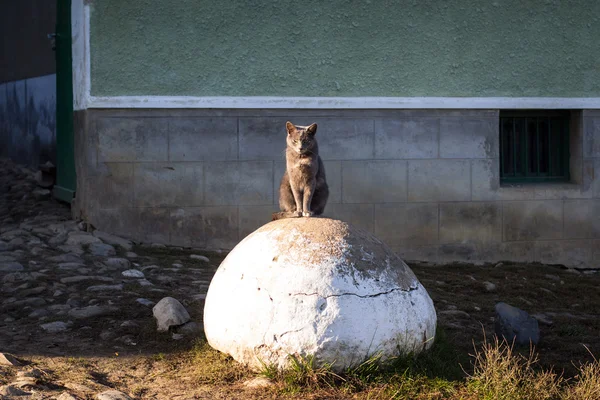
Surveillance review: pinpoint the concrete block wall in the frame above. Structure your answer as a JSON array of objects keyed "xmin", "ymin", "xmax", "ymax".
[{"xmin": 74, "ymin": 109, "xmax": 600, "ymax": 269}]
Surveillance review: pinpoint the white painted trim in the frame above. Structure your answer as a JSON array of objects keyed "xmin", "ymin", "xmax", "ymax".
[
  {"xmin": 87, "ymin": 96, "xmax": 600, "ymax": 109},
  {"xmin": 71, "ymin": 0, "xmax": 91, "ymax": 110}
]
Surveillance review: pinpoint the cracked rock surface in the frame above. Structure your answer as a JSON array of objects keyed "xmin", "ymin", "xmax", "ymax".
[{"xmin": 204, "ymin": 217, "xmax": 437, "ymax": 372}]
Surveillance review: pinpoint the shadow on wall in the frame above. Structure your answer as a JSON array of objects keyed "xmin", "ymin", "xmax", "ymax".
[{"xmin": 0, "ymin": 74, "xmax": 56, "ymax": 168}]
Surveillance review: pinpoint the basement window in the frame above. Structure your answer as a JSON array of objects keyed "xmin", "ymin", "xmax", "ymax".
[{"xmin": 499, "ymin": 111, "xmax": 570, "ymax": 183}]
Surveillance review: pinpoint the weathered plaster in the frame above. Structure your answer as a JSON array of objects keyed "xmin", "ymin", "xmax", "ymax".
[
  {"xmin": 89, "ymin": 0, "xmax": 600, "ymax": 97},
  {"xmin": 0, "ymin": 75, "xmax": 56, "ymax": 167}
]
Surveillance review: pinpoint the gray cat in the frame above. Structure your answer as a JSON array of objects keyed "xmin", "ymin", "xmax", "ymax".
[{"xmin": 272, "ymin": 121, "xmax": 329, "ymax": 220}]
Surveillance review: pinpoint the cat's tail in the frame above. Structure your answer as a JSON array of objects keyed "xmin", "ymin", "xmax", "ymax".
[{"xmin": 271, "ymin": 211, "xmax": 298, "ymax": 221}]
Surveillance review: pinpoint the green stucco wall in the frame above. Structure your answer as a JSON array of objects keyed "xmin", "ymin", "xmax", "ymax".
[{"xmin": 90, "ymin": 0, "xmax": 600, "ymax": 97}]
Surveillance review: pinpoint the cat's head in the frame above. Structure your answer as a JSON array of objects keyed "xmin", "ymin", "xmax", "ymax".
[{"xmin": 286, "ymin": 121, "xmax": 318, "ymax": 154}]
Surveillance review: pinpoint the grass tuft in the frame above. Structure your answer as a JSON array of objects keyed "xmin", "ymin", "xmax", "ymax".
[{"xmin": 467, "ymin": 335, "xmax": 563, "ymax": 400}]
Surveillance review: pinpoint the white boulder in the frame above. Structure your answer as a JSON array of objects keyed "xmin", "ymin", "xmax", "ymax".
[{"xmin": 203, "ymin": 218, "xmax": 436, "ymax": 372}]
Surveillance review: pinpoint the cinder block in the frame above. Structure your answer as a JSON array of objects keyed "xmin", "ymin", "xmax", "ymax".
[
  {"xmin": 201, "ymin": 206, "xmax": 239, "ymax": 249},
  {"xmin": 205, "ymin": 161, "xmax": 273, "ymax": 206},
  {"xmin": 439, "ymin": 202, "xmax": 502, "ymax": 244},
  {"xmin": 342, "ymin": 160, "xmax": 407, "ymax": 203},
  {"xmin": 593, "ymin": 240, "xmax": 600, "ymax": 267},
  {"xmin": 97, "ymin": 117, "xmax": 168, "ymax": 162},
  {"xmin": 563, "ymin": 200, "xmax": 600, "ymax": 239},
  {"xmin": 323, "ymin": 161, "xmax": 341, "ymax": 204},
  {"xmin": 408, "ymin": 160, "xmax": 470, "ymax": 202},
  {"xmin": 503, "ymin": 201, "xmax": 563, "ymax": 241},
  {"xmin": 170, "ymin": 208, "xmax": 206, "ymax": 248},
  {"xmin": 471, "ymin": 159, "xmax": 539, "ymax": 201},
  {"xmin": 239, "ymin": 117, "xmax": 288, "ymax": 160},
  {"xmin": 534, "ymin": 240, "xmax": 594, "ymax": 269},
  {"xmin": 438, "ymin": 241, "xmax": 536, "ymax": 264},
  {"xmin": 439, "ymin": 118, "xmax": 498, "ymax": 159},
  {"xmin": 594, "ymin": 159, "xmax": 600, "ymax": 198},
  {"xmin": 134, "ymin": 162, "xmax": 203, "ymax": 207},
  {"xmin": 239, "ymin": 205, "xmax": 276, "ymax": 239},
  {"xmin": 325, "ymin": 204, "xmax": 374, "ymax": 233},
  {"xmin": 95, "ymin": 163, "xmax": 134, "ymax": 208},
  {"xmin": 583, "ymin": 117, "xmax": 600, "ymax": 158},
  {"xmin": 169, "ymin": 118, "xmax": 238, "ymax": 161},
  {"xmin": 273, "ymin": 160, "xmax": 286, "ymax": 206},
  {"xmin": 89, "ymin": 208, "xmax": 139, "ymax": 241},
  {"xmin": 375, "ymin": 118, "xmax": 438, "ymax": 159},
  {"xmin": 374, "ymin": 203, "xmax": 438, "ymax": 247},
  {"xmin": 394, "ymin": 246, "xmax": 438, "ymax": 263},
  {"xmin": 136, "ymin": 207, "xmax": 170, "ymax": 243},
  {"xmin": 311, "ymin": 118, "xmax": 374, "ymax": 160}
]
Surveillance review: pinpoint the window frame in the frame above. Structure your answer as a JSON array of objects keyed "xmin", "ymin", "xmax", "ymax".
[{"xmin": 499, "ymin": 110, "xmax": 570, "ymax": 184}]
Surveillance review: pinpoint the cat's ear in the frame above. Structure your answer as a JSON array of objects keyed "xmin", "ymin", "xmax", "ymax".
[
  {"xmin": 286, "ymin": 121, "xmax": 296, "ymax": 135},
  {"xmin": 306, "ymin": 123, "xmax": 318, "ymax": 136}
]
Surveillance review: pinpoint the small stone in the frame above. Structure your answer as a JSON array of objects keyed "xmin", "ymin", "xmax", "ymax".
[
  {"xmin": 190, "ymin": 254, "xmax": 209, "ymax": 262},
  {"xmin": 18, "ymin": 369, "xmax": 44, "ymax": 378},
  {"xmin": 122, "ymin": 269, "xmax": 144, "ymax": 278},
  {"xmin": 0, "ymin": 240, "xmax": 11, "ymax": 252},
  {"xmin": 88, "ymin": 243, "xmax": 116, "ymax": 257},
  {"xmin": 545, "ymin": 274, "xmax": 561, "ymax": 281},
  {"xmin": 494, "ymin": 262, "xmax": 504, "ymax": 268},
  {"xmin": 49, "ymin": 254, "xmax": 83, "ymax": 263},
  {"xmin": 0, "ymin": 352, "xmax": 23, "ymax": 366},
  {"xmin": 152, "ymin": 297, "xmax": 190, "ymax": 332},
  {"xmin": 136, "ymin": 298, "xmax": 154, "ymax": 307},
  {"xmin": 0, "ymin": 261, "xmax": 24, "ymax": 272},
  {"xmin": 69, "ymin": 306, "xmax": 118, "ymax": 319},
  {"xmin": 494, "ymin": 302, "xmax": 540, "ymax": 346},
  {"xmin": 66, "ymin": 298, "xmax": 82, "ymax": 308},
  {"xmin": 172, "ymin": 333, "xmax": 184, "ymax": 340},
  {"xmin": 104, "ymin": 258, "xmax": 131, "ymax": 269},
  {"xmin": 0, "ymin": 385, "xmax": 30, "ymax": 396},
  {"xmin": 86, "ymin": 284, "xmax": 123, "ymax": 292},
  {"xmin": 48, "ymin": 232, "xmax": 68, "ymax": 245},
  {"xmin": 137, "ymin": 279, "xmax": 154, "ymax": 287},
  {"xmin": 13, "ymin": 376, "xmax": 37, "ymax": 387},
  {"xmin": 32, "ymin": 188, "xmax": 51, "ymax": 199},
  {"xmin": 61, "ymin": 276, "xmax": 114, "ymax": 284},
  {"xmin": 57, "ymin": 392, "xmax": 80, "ymax": 400},
  {"xmin": 41, "ymin": 321, "xmax": 69, "ymax": 333},
  {"xmin": 483, "ymin": 281, "xmax": 496, "ymax": 292},
  {"xmin": 93, "ymin": 231, "xmax": 133, "ymax": 250},
  {"xmin": 58, "ymin": 262, "xmax": 87, "ymax": 270},
  {"xmin": 66, "ymin": 233, "xmax": 101, "ymax": 246},
  {"xmin": 58, "ymin": 244, "xmax": 85, "ymax": 255},
  {"xmin": 141, "ymin": 264, "xmax": 160, "ymax": 272},
  {"xmin": 565, "ymin": 269, "xmax": 581, "ymax": 275},
  {"xmin": 532, "ymin": 313, "xmax": 553, "ymax": 326},
  {"xmin": 120, "ymin": 320, "xmax": 140, "ymax": 330},
  {"xmin": 172, "ymin": 263, "xmax": 183, "ymax": 268},
  {"xmin": 125, "ymin": 252, "xmax": 138, "ymax": 258},
  {"xmin": 29, "ymin": 309, "xmax": 50, "ymax": 318},
  {"xmin": 243, "ymin": 377, "xmax": 274, "ymax": 388},
  {"xmin": 96, "ymin": 389, "xmax": 133, "ymax": 400},
  {"xmin": 117, "ymin": 335, "xmax": 137, "ymax": 346},
  {"xmin": 176, "ymin": 321, "xmax": 203, "ymax": 336},
  {"xmin": 9, "ymin": 237, "xmax": 25, "ymax": 247},
  {"xmin": 99, "ymin": 330, "xmax": 115, "ymax": 341},
  {"xmin": 150, "ymin": 243, "xmax": 166, "ymax": 249}
]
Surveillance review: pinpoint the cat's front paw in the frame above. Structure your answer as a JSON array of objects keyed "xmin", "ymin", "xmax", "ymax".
[
  {"xmin": 292, "ymin": 211, "xmax": 302, "ymax": 217},
  {"xmin": 302, "ymin": 211, "xmax": 314, "ymax": 217}
]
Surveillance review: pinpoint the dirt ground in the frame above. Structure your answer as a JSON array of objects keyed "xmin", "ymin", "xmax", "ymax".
[{"xmin": 2, "ymin": 252, "xmax": 599, "ymax": 399}]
